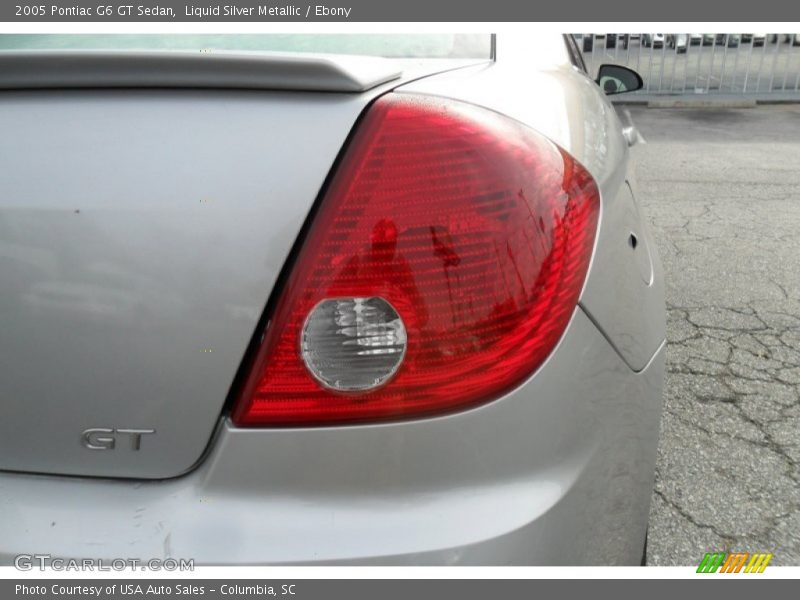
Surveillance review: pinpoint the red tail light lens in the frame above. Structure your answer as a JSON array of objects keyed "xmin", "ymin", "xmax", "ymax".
[{"xmin": 232, "ymin": 93, "xmax": 600, "ymax": 426}]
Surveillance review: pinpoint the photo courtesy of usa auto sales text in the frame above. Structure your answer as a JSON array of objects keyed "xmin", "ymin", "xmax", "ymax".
[{"xmin": 16, "ymin": 584, "xmax": 299, "ymax": 596}]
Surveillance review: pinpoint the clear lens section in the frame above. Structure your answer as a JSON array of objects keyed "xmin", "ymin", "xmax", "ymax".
[{"xmin": 301, "ymin": 297, "xmax": 407, "ymax": 392}]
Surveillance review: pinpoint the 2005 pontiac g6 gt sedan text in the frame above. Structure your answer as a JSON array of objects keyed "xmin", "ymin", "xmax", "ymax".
[{"xmin": 0, "ymin": 32, "xmax": 664, "ymax": 565}]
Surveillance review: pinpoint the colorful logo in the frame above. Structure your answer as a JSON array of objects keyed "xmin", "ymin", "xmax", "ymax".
[{"xmin": 697, "ymin": 552, "xmax": 773, "ymax": 573}]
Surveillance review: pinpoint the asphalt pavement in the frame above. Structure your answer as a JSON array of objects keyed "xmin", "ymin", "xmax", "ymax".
[{"xmin": 625, "ymin": 105, "xmax": 800, "ymax": 565}]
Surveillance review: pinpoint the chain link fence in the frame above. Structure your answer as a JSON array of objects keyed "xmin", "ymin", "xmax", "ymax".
[{"xmin": 575, "ymin": 34, "xmax": 800, "ymax": 97}]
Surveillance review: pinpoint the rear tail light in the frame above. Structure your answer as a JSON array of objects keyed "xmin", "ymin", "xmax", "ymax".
[{"xmin": 232, "ymin": 93, "xmax": 600, "ymax": 426}]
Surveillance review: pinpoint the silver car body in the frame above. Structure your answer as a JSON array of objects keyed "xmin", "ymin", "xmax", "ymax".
[{"xmin": 0, "ymin": 33, "xmax": 665, "ymax": 565}]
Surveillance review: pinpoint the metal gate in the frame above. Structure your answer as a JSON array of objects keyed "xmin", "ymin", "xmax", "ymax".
[{"xmin": 575, "ymin": 34, "xmax": 800, "ymax": 96}]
